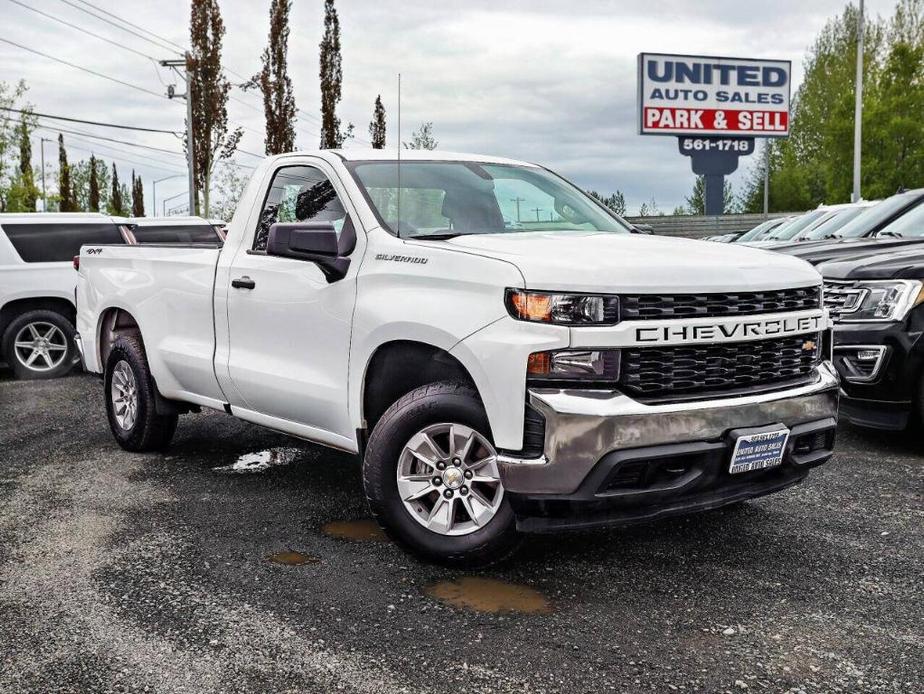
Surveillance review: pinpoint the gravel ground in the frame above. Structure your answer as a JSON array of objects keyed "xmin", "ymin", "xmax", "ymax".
[{"xmin": 0, "ymin": 371, "xmax": 921, "ymax": 693}]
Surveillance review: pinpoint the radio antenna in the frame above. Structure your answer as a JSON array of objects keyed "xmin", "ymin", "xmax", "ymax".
[{"xmin": 397, "ymin": 72, "xmax": 402, "ymax": 238}]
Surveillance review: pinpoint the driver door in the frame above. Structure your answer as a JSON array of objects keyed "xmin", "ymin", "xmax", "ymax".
[{"xmin": 223, "ymin": 162, "xmax": 359, "ymax": 447}]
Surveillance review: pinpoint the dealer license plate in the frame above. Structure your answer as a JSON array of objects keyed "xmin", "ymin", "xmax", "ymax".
[{"xmin": 729, "ymin": 429, "xmax": 790, "ymax": 474}]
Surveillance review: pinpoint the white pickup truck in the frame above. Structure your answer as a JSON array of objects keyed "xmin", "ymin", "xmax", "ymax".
[{"xmin": 76, "ymin": 150, "xmax": 839, "ymax": 565}]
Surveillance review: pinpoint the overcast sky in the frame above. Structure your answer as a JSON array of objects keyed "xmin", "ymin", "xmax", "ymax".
[{"xmin": 0, "ymin": 0, "xmax": 898, "ymax": 216}]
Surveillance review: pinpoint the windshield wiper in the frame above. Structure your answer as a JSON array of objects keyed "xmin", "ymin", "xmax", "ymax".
[
  {"xmin": 408, "ymin": 232, "xmax": 463, "ymax": 241},
  {"xmin": 877, "ymin": 231, "xmax": 903, "ymax": 238}
]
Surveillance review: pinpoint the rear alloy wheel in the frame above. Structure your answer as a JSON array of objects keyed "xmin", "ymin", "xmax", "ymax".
[{"xmin": 1, "ymin": 310, "xmax": 77, "ymax": 380}]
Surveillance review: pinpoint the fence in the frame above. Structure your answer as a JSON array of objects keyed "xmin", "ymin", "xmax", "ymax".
[{"xmin": 624, "ymin": 212, "xmax": 798, "ymax": 239}]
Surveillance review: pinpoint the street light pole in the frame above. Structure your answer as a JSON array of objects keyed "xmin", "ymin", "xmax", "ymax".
[
  {"xmin": 152, "ymin": 174, "xmax": 185, "ymax": 217},
  {"xmin": 852, "ymin": 0, "xmax": 865, "ymax": 202}
]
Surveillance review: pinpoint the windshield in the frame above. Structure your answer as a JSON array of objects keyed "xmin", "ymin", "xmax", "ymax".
[
  {"xmin": 833, "ymin": 194, "xmax": 920, "ymax": 238},
  {"xmin": 346, "ymin": 161, "xmax": 631, "ymax": 238},
  {"xmin": 735, "ymin": 218, "xmax": 783, "ymax": 242},
  {"xmin": 872, "ymin": 199, "xmax": 924, "ymax": 238},
  {"xmin": 765, "ymin": 210, "xmax": 829, "ymax": 241},
  {"xmin": 797, "ymin": 207, "xmax": 866, "ymax": 240}
]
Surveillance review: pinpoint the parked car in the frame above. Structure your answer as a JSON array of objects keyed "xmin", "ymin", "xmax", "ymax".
[
  {"xmin": 732, "ymin": 216, "xmax": 791, "ymax": 243},
  {"xmin": 820, "ymin": 244, "xmax": 924, "ymax": 430},
  {"xmin": 790, "ymin": 201, "xmax": 876, "ymax": 242},
  {"xmin": 742, "ymin": 209, "xmax": 834, "ymax": 248},
  {"xmin": 76, "ymin": 149, "xmax": 838, "ymax": 566},
  {"xmin": 0, "ymin": 213, "xmax": 127, "ymax": 379},
  {"xmin": 776, "ymin": 189, "xmax": 924, "ymax": 265}
]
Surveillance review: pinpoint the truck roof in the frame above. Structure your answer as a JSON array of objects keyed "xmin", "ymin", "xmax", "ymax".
[{"xmin": 270, "ymin": 149, "xmax": 535, "ymax": 167}]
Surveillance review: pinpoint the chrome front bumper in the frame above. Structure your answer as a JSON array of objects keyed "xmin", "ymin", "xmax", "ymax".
[{"xmin": 497, "ymin": 362, "xmax": 840, "ymax": 495}]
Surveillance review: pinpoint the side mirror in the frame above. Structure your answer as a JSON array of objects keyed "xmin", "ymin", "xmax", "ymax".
[{"xmin": 266, "ymin": 221, "xmax": 350, "ymax": 282}]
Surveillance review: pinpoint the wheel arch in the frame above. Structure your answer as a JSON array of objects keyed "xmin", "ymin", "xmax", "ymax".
[
  {"xmin": 0, "ymin": 296, "xmax": 76, "ymax": 339},
  {"xmin": 96, "ymin": 306, "xmax": 143, "ymax": 370}
]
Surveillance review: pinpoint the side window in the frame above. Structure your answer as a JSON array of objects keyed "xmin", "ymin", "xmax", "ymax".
[
  {"xmin": 253, "ymin": 165, "xmax": 347, "ymax": 251},
  {"xmin": 3, "ymin": 222, "xmax": 124, "ymax": 262}
]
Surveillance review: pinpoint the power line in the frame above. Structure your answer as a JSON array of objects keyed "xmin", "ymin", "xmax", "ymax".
[
  {"xmin": 53, "ymin": 0, "xmax": 183, "ymax": 57},
  {"xmin": 72, "ymin": 0, "xmax": 186, "ymax": 52},
  {"xmin": 0, "ymin": 106, "xmax": 180, "ymax": 135},
  {"xmin": 5, "ymin": 0, "xmax": 160, "ymax": 63},
  {"xmin": 36, "ymin": 123, "xmax": 185, "ymax": 156},
  {"xmin": 37, "ymin": 128, "xmax": 186, "ymax": 176},
  {"xmin": 0, "ymin": 36, "xmax": 177, "ymax": 103}
]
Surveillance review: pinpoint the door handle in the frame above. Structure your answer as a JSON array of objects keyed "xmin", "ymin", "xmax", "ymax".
[{"xmin": 231, "ymin": 276, "xmax": 256, "ymax": 290}]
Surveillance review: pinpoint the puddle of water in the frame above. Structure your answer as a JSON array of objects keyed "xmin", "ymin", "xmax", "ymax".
[
  {"xmin": 267, "ymin": 550, "xmax": 320, "ymax": 566},
  {"xmin": 425, "ymin": 577, "xmax": 552, "ymax": 614},
  {"xmin": 214, "ymin": 447, "xmax": 301, "ymax": 474},
  {"xmin": 321, "ymin": 520, "xmax": 388, "ymax": 542}
]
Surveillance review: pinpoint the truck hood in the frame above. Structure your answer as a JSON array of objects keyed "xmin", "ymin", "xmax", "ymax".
[
  {"xmin": 819, "ymin": 245, "xmax": 924, "ymax": 281},
  {"xmin": 774, "ymin": 237, "xmax": 924, "ymax": 266},
  {"xmin": 441, "ymin": 231, "xmax": 821, "ymax": 292}
]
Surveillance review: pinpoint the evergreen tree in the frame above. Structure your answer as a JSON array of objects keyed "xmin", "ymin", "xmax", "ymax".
[
  {"xmin": 248, "ymin": 0, "xmax": 297, "ymax": 155},
  {"xmin": 587, "ymin": 190, "xmax": 627, "ymax": 215},
  {"xmin": 369, "ymin": 95, "xmax": 386, "ymax": 149},
  {"xmin": 403, "ymin": 122, "xmax": 438, "ymax": 150},
  {"xmin": 319, "ymin": 0, "xmax": 352, "ymax": 148},
  {"xmin": 110, "ymin": 163, "xmax": 125, "ymax": 216},
  {"xmin": 685, "ymin": 176, "xmax": 736, "ymax": 214},
  {"xmin": 88, "ymin": 154, "xmax": 100, "ymax": 212},
  {"xmin": 189, "ymin": 0, "xmax": 242, "ymax": 215},
  {"xmin": 57, "ymin": 134, "xmax": 74, "ymax": 212},
  {"xmin": 9, "ymin": 115, "xmax": 38, "ymax": 212},
  {"xmin": 131, "ymin": 171, "xmax": 145, "ymax": 216}
]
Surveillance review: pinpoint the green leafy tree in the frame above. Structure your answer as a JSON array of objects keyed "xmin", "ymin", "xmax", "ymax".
[
  {"xmin": 403, "ymin": 122, "xmax": 437, "ymax": 150},
  {"xmin": 57, "ymin": 134, "xmax": 75, "ymax": 212},
  {"xmin": 247, "ymin": 0, "xmax": 297, "ymax": 155},
  {"xmin": 209, "ymin": 161, "xmax": 249, "ymax": 222},
  {"xmin": 587, "ymin": 190, "xmax": 627, "ymax": 215},
  {"xmin": 369, "ymin": 95, "xmax": 386, "ymax": 149},
  {"xmin": 319, "ymin": 0, "xmax": 353, "ymax": 148},
  {"xmin": 0, "ymin": 80, "xmax": 34, "ymax": 212},
  {"xmin": 189, "ymin": 0, "xmax": 242, "ymax": 215},
  {"xmin": 88, "ymin": 154, "xmax": 100, "ymax": 212},
  {"xmin": 71, "ymin": 158, "xmax": 111, "ymax": 212},
  {"xmin": 6, "ymin": 113, "xmax": 39, "ymax": 212},
  {"xmin": 638, "ymin": 197, "xmax": 661, "ymax": 216},
  {"xmin": 131, "ymin": 171, "xmax": 145, "ymax": 216}
]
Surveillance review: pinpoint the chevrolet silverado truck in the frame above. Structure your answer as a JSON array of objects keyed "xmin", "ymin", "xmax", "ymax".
[{"xmin": 75, "ymin": 150, "xmax": 839, "ymax": 565}]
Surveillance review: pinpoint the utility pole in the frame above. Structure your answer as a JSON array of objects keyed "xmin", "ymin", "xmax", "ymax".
[
  {"xmin": 763, "ymin": 139, "xmax": 770, "ymax": 216},
  {"xmin": 532, "ymin": 207, "xmax": 542, "ymax": 222},
  {"xmin": 161, "ymin": 54, "xmax": 196, "ymax": 215},
  {"xmin": 40, "ymin": 137, "xmax": 50, "ymax": 211},
  {"xmin": 852, "ymin": 0, "xmax": 865, "ymax": 202},
  {"xmin": 510, "ymin": 197, "xmax": 525, "ymax": 222}
]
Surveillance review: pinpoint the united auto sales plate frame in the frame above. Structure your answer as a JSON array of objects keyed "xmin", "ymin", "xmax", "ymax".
[{"xmin": 729, "ymin": 428, "xmax": 790, "ymax": 475}]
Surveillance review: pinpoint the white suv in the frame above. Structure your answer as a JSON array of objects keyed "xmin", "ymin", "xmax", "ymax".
[{"xmin": 0, "ymin": 213, "xmax": 127, "ymax": 379}]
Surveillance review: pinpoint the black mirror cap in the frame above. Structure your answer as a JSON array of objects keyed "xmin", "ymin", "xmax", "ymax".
[{"xmin": 266, "ymin": 221, "xmax": 350, "ymax": 282}]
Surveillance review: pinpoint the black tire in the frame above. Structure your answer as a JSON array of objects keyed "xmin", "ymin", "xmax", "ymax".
[
  {"xmin": 363, "ymin": 380, "xmax": 521, "ymax": 567},
  {"xmin": 1, "ymin": 309, "xmax": 77, "ymax": 380},
  {"xmin": 104, "ymin": 334, "xmax": 177, "ymax": 452}
]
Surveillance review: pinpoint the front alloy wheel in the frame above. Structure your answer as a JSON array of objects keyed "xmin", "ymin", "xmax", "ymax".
[
  {"xmin": 397, "ymin": 423, "xmax": 504, "ymax": 536},
  {"xmin": 12, "ymin": 321, "xmax": 69, "ymax": 373}
]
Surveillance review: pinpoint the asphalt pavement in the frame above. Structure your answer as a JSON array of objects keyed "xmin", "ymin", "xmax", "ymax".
[{"xmin": 0, "ymin": 371, "xmax": 921, "ymax": 693}]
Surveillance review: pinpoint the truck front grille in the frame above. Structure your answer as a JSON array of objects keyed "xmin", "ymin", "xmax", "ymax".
[
  {"xmin": 619, "ymin": 333, "xmax": 822, "ymax": 399},
  {"xmin": 823, "ymin": 281, "xmax": 865, "ymax": 316},
  {"xmin": 620, "ymin": 287, "xmax": 821, "ymax": 320}
]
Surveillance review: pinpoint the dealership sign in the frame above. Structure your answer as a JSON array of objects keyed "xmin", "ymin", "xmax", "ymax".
[{"xmin": 638, "ymin": 53, "xmax": 791, "ymax": 137}]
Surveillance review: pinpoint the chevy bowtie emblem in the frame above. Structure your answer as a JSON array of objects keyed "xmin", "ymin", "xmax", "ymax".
[{"xmin": 802, "ymin": 340, "xmax": 817, "ymax": 352}]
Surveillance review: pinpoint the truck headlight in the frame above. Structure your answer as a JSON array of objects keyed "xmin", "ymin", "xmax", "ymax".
[
  {"xmin": 506, "ymin": 289, "xmax": 619, "ymax": 325},
  {"xmin": 527, "ymin": 349, "xmax": 620, "ymax": 382},
  {"xmin": 838, "ymin": 280, "xmax": 924, "ymax": 322}
]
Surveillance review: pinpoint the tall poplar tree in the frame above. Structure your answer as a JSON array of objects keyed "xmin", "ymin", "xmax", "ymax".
[
  {"xmin": 248, "ymin": 0, "xmax": 297, "ymax": 154},
  {"xmin": 57, "ymin": 134, "xmax": 73, "ymax": 212},
  {"xmin": 131, "ymin": 171, "xmax": 145, "ymax": 216},
  {"xmin": 319, "ymin": 0, "xmax": 352, "ymax": 148},
  {"xmin": 189, "ymin": 0, "xmax": 242, "ymax": 215},
  {"xmin": 88, "ymin": 154, "xmax": 100, "ymax": 212},
  {"xmin": 369, "ymin": 95, "xmax": 386, "ymax": 149},
  {"xmin": 110, "ymin": 163, "xmax": 125, "ymax": 216},
  {"xmin": 15, "ymin": 116, "xmax": 37, "ymax": 212}
]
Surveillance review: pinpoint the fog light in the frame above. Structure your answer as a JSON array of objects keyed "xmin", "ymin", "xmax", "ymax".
[
  {"xmin": 856, "ymin": 349, "xmax": 881, "ymax": 362},
  {"xmin": 527, "ymin": 349, "xmax": 620, "ymax": 382}
]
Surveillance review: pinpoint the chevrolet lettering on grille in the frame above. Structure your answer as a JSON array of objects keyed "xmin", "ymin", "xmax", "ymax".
[{"xmin": 634, "ymin": 313, "xmax": 823, "ymax": 345}]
